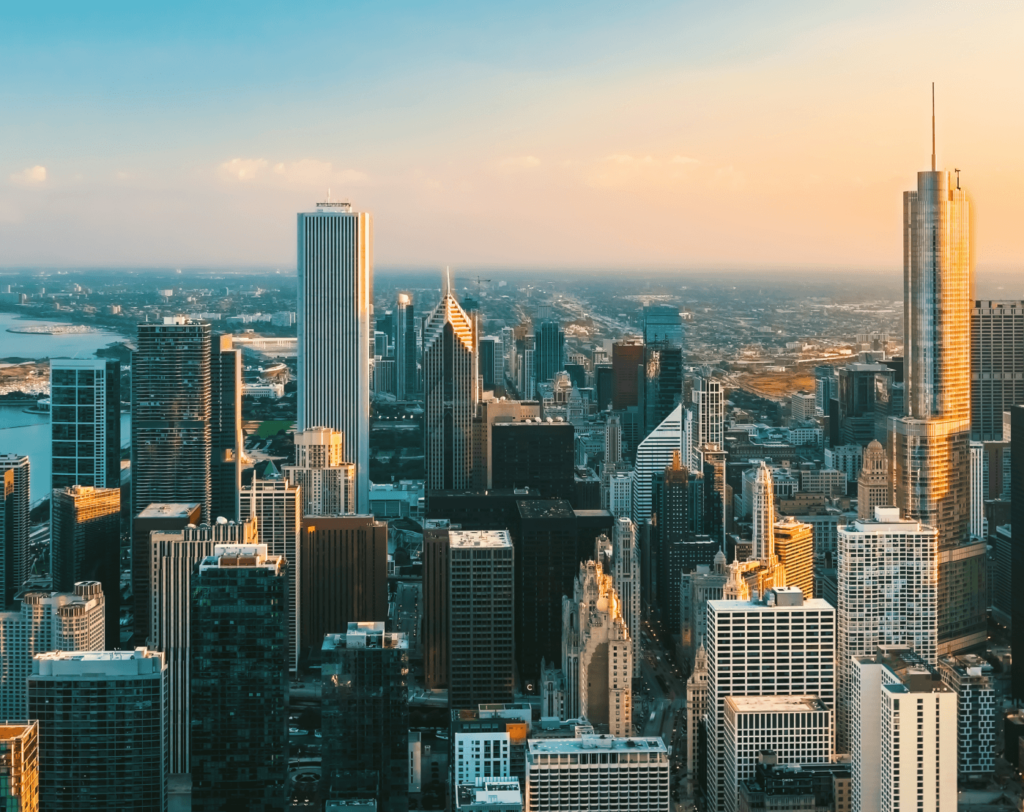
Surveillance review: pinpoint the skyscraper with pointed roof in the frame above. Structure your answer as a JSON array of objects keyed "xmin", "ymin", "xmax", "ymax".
[
  {"xmin": 857, "ymin": 439, "xmax": 890, "ymax": 520},
  {"xmin": 750, "ymin": 462, "xmax": 775, "ymax": 562},
  {"xmin": 423, "ymin": 274, "xmax": 478, "ymax": 493}
]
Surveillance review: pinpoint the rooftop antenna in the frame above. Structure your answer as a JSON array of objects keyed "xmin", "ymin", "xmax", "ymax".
[
  {"xmin": 955, "ymin": 168, "xmax": 961, "ymax": 190},
  {"xmin": 444, "ymin": 266, "xmax": 452, "ymax": 296},
  {"xmin": 931, "ymin": 82, "xmax": 936, "ymax": 172},
  {"xmin": 327, "ymin": 188, "xmax": 331, "ymax": 204}
]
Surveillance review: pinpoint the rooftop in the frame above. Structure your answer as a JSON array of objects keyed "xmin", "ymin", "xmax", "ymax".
[
  {"xmin": 137, "ymin": 502, "xmax": 201, "ymax": 519},
  {"xmin": 323, "ymin": 622, "xmax": 409, "ymax": 652},
  {"xmin": 709, "ymin": 596, "xmax": 833, "ymax": 614},
  {"xmin": 726, "ymin": 695, "xmax": 828, "ymax": 714},
  {"xmin": 517, "ymin": 499, "xmax": 575, "ymax": 520},
  {"xmin": 450, "ymin": 530, "xmax": 512, "ymax": 549},
  {"xmin": 527, "ymin": 735, "xmax": 667, "ymax": 755}
]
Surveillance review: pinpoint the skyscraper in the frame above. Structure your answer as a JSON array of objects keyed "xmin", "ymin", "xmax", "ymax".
[
  {"xmin": 534, "ymin": 318, "xmax": 564, "ymax": 384},
  {"xmin": 322, "ymin": 623, "xmax": 409, "ymax": 812},
  {"xmin": 892, "ymin": 102, "xmax": 981, "ymax": 654},
  {"xmin": 283, "ymin": 426, "xmax": 356, "ymax": 517},
  {"xmin": 30, "ymin": 648, "xmax": 167, "ymax": 812},
  {"xmin": 0, "ymin": 455, "xmax": 30, "ymax": 609},
  {"xmin": 395, "ymin": 292, "xmax": 417, "ymax": 399},
  {"xmin": 132, "ymin": 317, "xmax": 212, "ymax": 522},
  {"xmin": 611, "ymin": 339, "xmax": 644, "ymax": 410},
  {"xmin": 423, "ymin": 520, "xmax": 451, "ymax": 690},
  {"xmin": 1011, "ymin": 405, "xmax": 1024, "ymax": 702},
  {"xmin": 970, "ymin": 300, "xmax": 1024, "ymax": 441},
  {"xmin": 610, "ymin": 518, "xmax": 640, "ymax": 671},
  {"xmin": 643, "ymin": 303, "xmax": 684, "ymax": 346},
  {"xmin": 772, "ymin": 517, "xmax": 814, "ymax": 600},
  {"xmin": 49, "ymin": 359, "xmax": 121, "ymax": 490},
  {"xmin": 423, "ymin": 276, "xmax": 477, "ymax": 493},
  {"xmin": 0, "ymin": 722, "xmax": 38, "ymax": 812},
  {"xmin": 491, "ymin": 420, "xmax": 575, "ymax": 502},
  {"xmin": 297, "ymin": 200, "xmax": 372, "ymax": 513},
  {"xmin": 190, "ymin": 545, "xmax": 288, "ymax": 811},
  {"xmin": 150, "ymin": 517, "xmax": 257, "ymax": 775},
  {"xmin": 209, "ymin": 335, "xmax": 242, "ymax": 521},
  {"xmin": 689, "ymin": 376, "xmax": 724, "ymax": 469},
  {"xmin": 448, "ymin": 531, "xmax": 515, "ymax": 709},
  {"xmin": 631, "ymin": 404, "xmax": 682, "ymax": 527},
  {"xmin": 50, "ymin": 485, "xmax": 120, "ymax": 645},
  {"xmin": 750, "ymin": 461, "xmax": 774, "ymax": 561},
  {"xmin": 857, "ymin": 439, "xmax": 890, "ymax": 520}
]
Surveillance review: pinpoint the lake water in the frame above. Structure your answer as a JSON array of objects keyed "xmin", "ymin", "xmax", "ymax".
[
  {"xmin": 0, "ymin": 312, "xmax": 130, "ymax": 360},
  {"xmin": 0, "ymin": 405, "xmax": 130, "ymax": 505}
]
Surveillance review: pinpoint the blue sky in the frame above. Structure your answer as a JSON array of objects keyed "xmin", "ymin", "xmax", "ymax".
[{"xmin": 2, "ymin": 1, "xmax": 1023, "ymax": 271}]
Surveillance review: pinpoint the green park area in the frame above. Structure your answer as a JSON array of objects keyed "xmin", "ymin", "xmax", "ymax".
[{"xmin": 256, "ymin": 420, "xmax": 293, "ymax": 439}]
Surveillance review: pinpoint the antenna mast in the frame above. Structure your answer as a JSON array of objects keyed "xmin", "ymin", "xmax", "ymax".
[{"xmin": 931, "ymin": 82, "xmax": 936, "ymax": 172}]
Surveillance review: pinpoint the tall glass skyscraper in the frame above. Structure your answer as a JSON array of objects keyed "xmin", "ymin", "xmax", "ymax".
[
  {"xmin": 209, "ymin": 335, "xmax": 242, "ymax": 522},
  {"xmin": 395, "ymin": 292, "xmax": 417, "ymax": 399},
  {"xmin": 297, "ymin": 201, "xmax": 372, "ymax": 513},
  {"xmin": 534, "ymin": 318, "xmax": 564, "ymax": 384},
  {"xmin": 49, "ymin": 359, "xmax": 121, "ymax": 491}
]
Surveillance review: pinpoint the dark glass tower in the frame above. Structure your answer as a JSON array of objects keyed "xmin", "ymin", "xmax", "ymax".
[
  {"xmin": 491, "ymin": 421, "xmax": 575, "ymax": 502},
  {"xmin": 534, "ymin": 319, "xmax": 565, "ymax": 384},
  {"xmin": 210, "ymin": 335, "xmax": 242, "ymax": 522},
  {"xmin": 190, "ymin": 546, "xmax": 288, "ymax": 811},
  {"xmin": 50, "ymin": 359, "xmax": 121, "ymax": 490},
  {"xmin": 1011, "ymin": 406, "xmax": 1024, "ymax": 701}
]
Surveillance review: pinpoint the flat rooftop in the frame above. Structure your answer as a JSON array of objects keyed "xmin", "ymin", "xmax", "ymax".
[
  {"xmin": 517, "ymin": 499, "xmax": 575, "ymax": 520},
  {"xmin": 528, "ymin": 735, "xmax": 667, "ymax": 755},
  {"xmin": 450, "ymin": 530, "xmax": 512, "ymax": 549},
  {"xmin": 709, "ymin": 597, "xmax": 833, "ymax": 613},
  {"xmin": 137, "ymin": 503, "xmax": 201, "ymax": 519},
  {"xmin": 726, "ymin": 695, "xmax": 828, "ymax": 713}
]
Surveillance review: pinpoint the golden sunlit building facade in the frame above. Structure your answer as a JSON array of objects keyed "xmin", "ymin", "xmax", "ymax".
[{"xmin": 0, "ymin": 722, "xmax": 38, "ymax": 812}]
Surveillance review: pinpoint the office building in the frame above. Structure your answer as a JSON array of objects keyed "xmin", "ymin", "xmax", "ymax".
[
  {"xmin": 705, "ymin": 589, "xmax": 835, "ymax": 812},
  {"xmin": 30, "ymin": 649, "xmax": 167, "ymax": 811},
  {"xmin": 491, "ymin": 421, "xmax": 575, "ymax": 502},
  {"xmin": 749, "ymin": 462, "xmax": 774, "ymax": 561},
  {"xmin": 645, "ymin": 343, "xmax": 683, "ymax": 438},
  {"xmin": 455, "ymin": 778, "xmax": 522, "ymax": 811},
  {"xmin": 680, "ymin": 553, "xmax": 728, "ymax": 665},
  {"xmin": 150, "ymin": 517, "xmax": 257, "ymax": 775},
  {"xmin": 297, "ymin": 201, "xmax": 371, "ymax": 512},
  {"xmin": 687, "ymin": 377, "xmax": 724, "ymax": 469},
  {"xmin": 424, "ymin": 521, "xmax": 451, "ymax": 690},
  {"xmin": 423, "ymin": 277, "xmax": 478, "ymax": 493},
  {"xmin": 604, "ymin": 413, "xmax": 622, "ymax": 471},
  {"xmin": 1013, "ymin": 406, "xmax": 1024, "ymax": 701},
  {"xmin": 300, "ymin": 515, "xmax": 388, "ymax": 660},
  {"xmin": 322, "ymin": 623, "xmax": 409, "ymax": 812},
  {"xmin": 0, "ymin": 722, "xmax": 38, "ymax": 812},
  {"xmin": 837, "ymin": 363, "xmax": 888, "ymax": 446},
  {"xmin": 686, "ymin": 645, "xmax": 709, "ymax": 777},
  {"xmin": 772, "ymin": 517, "xmax": 814, "ymax": 600},
  {"xmin": 49, "ymin": 359, "xmax": 121, "ymax": 490},
  {"xmin": 449, "ymin": 531, "xmax": 515, "ymax": 709},
  {"xmin": 737, "ymin": 756, "xmax": 852, "ymax": 812},
  {"xmin": 561, "ymin": 559, "xmax": 633, "ymax": 735},
  {"xmin": 610, "ymin": 518, "xmax": 640, "ymax": 671},
  {"xmin": 607, "ymin": 470, "xmax": 633, "ymax": 519},
  {"xmin": 210, "ymin": 335, "xmax": 242, "ymax": 521},
  {"xmin": 240, "ymin": 476, "xmax": 301, "ymax": 671},
  {"xmin": 971, "ymin": 300, "xmax": 1024, "ymax": 440},
  {"xmin": 472, "ymin": 400, "xmax": 542, "ymax": 490},
  {"xmin": 836, "ymin": 506, "xmax": 937, "ymax": 751},
  {"xmin": 284, "ymin": 426, "xmax": 356, "ymax": 516},
  {"xmin": 514, "ymin": 500, "xmax": 578, "ymax": 680},
  {"xmin": 396, "ymin": 292, "xmax": 417, "ymax": 398},
  {"xmin": 524, "ymin": 735, "xmax": 669, "ymax": 812},
  {"xmin": 132, "ymin": 502, "xmax": 201, "ymax": 647},
  {"xmin": 938, "ymin": 654, "xmax": 995, "ymax": 778},
  {"xmin": 723, "ymin": 696, "xmax": 831, "ymax": 812},
  {"xmin": 190, "ymin": 545, "xmax": 288, "ymax": 811},
  {"xmin": 611, "ymin": 339, "xmax": 645, "ymax": 410},
  {"xmin": 850, "ymin": 646, "xmax": 956, "ymax": 812},
  {"xmin": 534, "ymin": 318, "xmax": 564, "ymax": 385},
  {"xmin": 825, "ymin": 444, "xmax": 863, "ymax": 487},
  {"xmin": 790, "ymin": 390, "xmax": 817, "ymax": 422},
  {"xmin": 643, "ymin": 303, "xmax": 683, "ymax": 346},
  {"xmin": 0, "ymin": 456, "xmax": 29, "ymax": 609},
  {"xmin": 452, "ymin": 721, "xmax": 512, "ymax": 787},
  {"xmin": 0, "ymin": 581, "xmax": 105, "ymax": 720},
  {"xmin": 479, "ymin": 336, "xmax": 498, "ymax": 390},
  {"xmin": 132, "ymin": 317, "xmax": 212, "ymax": 522},
  {"xmin": 856, "ymin": 440, "xmax": 890, "ymax": 520},
  {"xmin": 631, "ymin": 404, "xmax": 682, "ymax": 526}
]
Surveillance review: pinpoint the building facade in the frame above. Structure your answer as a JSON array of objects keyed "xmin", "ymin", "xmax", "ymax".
[
  {"xmin": 0, "ymin": 721, "xmax": 38, "ymax": 812},
  {"xmin": 0, "ymin": 455, "xmax": 30, "ymax": 609},
  {"xmin": 283, "ymin": 426, "xmax": 356, "ymax": 516},
  {"xmin": 970, "ymin": 300, "xmax": 1024, "ymax": 441},
  {"xmin": 49, "ymin": 359, "xmax": 121, "ymax": 491}
]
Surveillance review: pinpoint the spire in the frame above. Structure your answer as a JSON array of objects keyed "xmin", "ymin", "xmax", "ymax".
[
  {"xmin": 444, "ymin": 266, "xmax": 452, "ymax": 297},
  {"xmin": 931, "ymin": 82, "xmax": 936, "ymax": 172}
]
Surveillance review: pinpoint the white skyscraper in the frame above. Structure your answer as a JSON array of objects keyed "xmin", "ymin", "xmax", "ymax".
[
  {"xmin": 284, "ymin": 427, "xmax": 356, "ymax": 517},
  {"xmin": 690, "ymin": 376, "xmax": 724, "ymax": 468},
  {"xmin": 611, "ymin": 517, "xmax": 640, "ymax": 672},
  {"xmin": 969, "ymin": 440, "xmax": 985, "ymax": 538},
  {"xmin": 607, "ymin": 470, "xmax": 633, "ymax": 519},
  {"xmin": 705, "ymin": 588, "xmax": 835, "ymax": 812},
  {"xmin": 631, "ymin": 404, "xmax": 682, "ymax": 526},
  {"xmin": 750, "ymin": 461, "xmax": 775, "ymax": 561},
  {"xmin": 297, "ymin": 201, "xmax": 372, "ymax": 513},
  {"xmin": 837, "ymin": 506, "xmax": 938, "ymax": 752}
]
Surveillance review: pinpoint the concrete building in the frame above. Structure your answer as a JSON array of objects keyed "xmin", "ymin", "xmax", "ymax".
[
  {"xmin": 455, "ymin": 778, "xmax": 523, "ymax": 811},
  {"xmin": 491, "ymin": 421, "xmax": 575, "ymax": 503},
  {"xmin": 30, "ymin": 649, "xmax": 167, "ymax": 811},
  {"xmin": 297, "ymin": 201, "xmax": 372, "ymax": 513},
  {"xmin": 209, "ymin": 334, "xmax": 243, "ymax": 522},
  {"xmin": 837, "ymin": 506, "xmax": 938, "ymax": 752},
  {"xmin": 607, "ymin": 470, "xmax": 633, "ymax": 519},
  {"xmin": 0, "ymin": 581, "xmax": 105, "ymax": 719},
  {"xmin": 686, "ymin": 645, "xmax": 709, "ymax": 777},
  {"xmin": 938, "ymin": 653, "xmax": 995, "ymax": 778},
  {"xmin": 772, "ymin": 517, "xmax": 814, "ymax": 601},
  {"xmin": 798, "ymin": 468, "xmax": 846, "ymax": 497},
  {"xmin": 284, "ymin": 426, "xmax": 356, "ymax": 516},
  {"xmin": 610, "ymin": 518, "xmax": 640, "ymax": 671},
  {"xmin": 688, "ymin": 376, "xmax": 725, "ymax": 471},
  {"xmin": 0, "ymin": 722, "xmax": 38, "ymax": 812},
  {"xmin": 631, "ymin": 404, "xmax": 682, "ymax": 526},
  {"xmin": 0, "ymin": 455, "xmax": 30, "ymax": 609},
  {"xmin": 49, "ymin": 359, "xmax": 121, "ymax": 490},
  {"xmin": 472, "ymin": 400, "xmax": 542, "ymax": 490},
  {"xmin": 850, "ymin": 646, "xmax": 956, "ymax": 812},
  {"xmin": 790, "ymin": 390, "xmax": 817, "ymax": 423},
  {"xmin": 705, "ymin": 589, "xmax": 835, "ymax": 812},
  {"xmin": 737, "ymin": 756, "xmax": 851, "ymax": 812},
  {"xmin": 524, "ymin": 735, "xmax": 669, "ymax": 812},
  {"xmin": 971, "ymin": 300, "xmax": 1024, "ymax": 441},
  {"xmin": 424, "ymin": 521, "xmax": 452, "ymax": 690},
  {"xmin": 395, "ymin": 292, "xmax": 417, "ymax": 399},
  {"xmin": 723, "ymin": 696, "xmax": 832, "ymax": 812},
  {"xmin": 240, "ymin": 476, "xmax": 301, "ymax": 671},
  {"xmin": 449, "ymin": 531, "xmax": 515, "ymax": 709},
  {"xmin": 856, "ymin": 440, "xmax": 890, "ymax": 521}
]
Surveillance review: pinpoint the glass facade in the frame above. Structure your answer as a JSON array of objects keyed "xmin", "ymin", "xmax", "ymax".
[{"xmin": 50, "ymin": 360, "xmax": 121, "ymax": 491}]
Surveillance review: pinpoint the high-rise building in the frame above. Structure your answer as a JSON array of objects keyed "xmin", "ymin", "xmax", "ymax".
[
  {"xmin": 299, "ymin": 515, "xmax": 388, "ymax": 661},
  {"xmin": 705, "ymin": 588, "xmax": 835, "ymax": 812},
  {"xmin": 491, "ymin": 421, "xmax": 575, "ymax": 502},
  {"xmin": 644, "ymin": 343, "xmax": 683, "ymax": 439},
  {"xmin": 561, "ymin": 559, "xmax": 633, "ymax": 735},
  {"xmin": 284, "ymin": 426, "xmax": 356, "ymax": 516},
  {"xmin": 49, "ymin": 359, "xmax": 121, "ymax": 490},
  {"xmin": 970, "ymin": 300, "xmax": 1024, "ymax": 441},
  {"xmin": 610, "ymin": 518, "xmax": 640, "ymax": 671},
  {"xmin": 1012, "ymin": 406, "xmax": 1024, "ymax": 702},
  {"xmin": 836, "ymin": 506, "xmax": 938, "ymax": 752},
  {"xmin": 893, "ymin": 144, "xmax": 979, "ymax": 654},
  {"xmin": 297, "ymin": 201, "xmax": 372, "ymax": 513},
  {"xmin": 689, "ymin": 377, "xmax": 725, "ymax": 469},
  {"xmin": 611, "ymin": 339, "xmax": 645, "ymax": 410},
  {"xmin": 423, "ymin": 521, "xmax": 451, "ymax": 690},
  {"xmin": 471, "ymin": 400, "xmax": 542, "ymax": 489},
  {"xmin": 772, "ymin": 517, "xmax": 814, "ymax": 600},
  {"xmin": 631, "ymin": 404, "xmax": 682, "ymax": 526},
  {"xmin": 131, "ymin": 502, "xmax": 201, "ymax": 648},
  {"xmin": 850, "ymin": 646, "xmax": 956, "ymax": 812},
  {"xmin": 722, "ymin": 696, "xmax": 831, "ymax": 812},
  {"xmin": 240, "ymin": 476, "xmax": 301, "ymax": 671},
  {"xmin": 395, "ymin": 292, "xmax": 417, "ymax": 399},
  {"xmin": 837, "ymin": 363, "xmax": 888, "ymax": 446},
  {"xmin": 607, "ymin": 470, "xmax": 633, "ymax": 519},
  {"xmin": 190, "ymin": 545, "xmax": 288, "ymax": 811},
  {"xmin": 0, "ymin": 455, "xmax": 29, "ymax": 609},
  {"xmin": 938, "ymin": 653, "xmax": 995, "ymax": 779},
  {"xmin": 686, "ymin": 644, "xmax": 709, "ymax": 777},
  {"xmin": 150, "ymin": 518, "xmax": 257, "ymax": 775},
  {"xmin": 514, "ymin": 500, "xmax": 578, "ymax": 680},
  {"xmin": 50, "ymin": 485, "xmax": 120, "ymax": 645},
  {"xmin": 604, "ymin": 413, "xmax": 622, "ymax": 472},
  {"xmin": 209, "ymin": 335, "xmax": 242, "ymax": 521},
  {"xmin": 643, "ymin": 303, "xmax": 684, "ymax": 346},
  {"xmin": 423, "ymin": 277, "xmax": 477, "ymax": 493},
  {"xmin": 30, "ymin": 648, "xmax": 167, "ymax": 812},
  {"xmin": 534, "ymin": 319, "xmax": 565, "ymax": 384},
  {"xmin": 789, "ymin": 390, "xmax": 817, "ymax": 423},
  {"xmin": 322, "ymin": 623, "xmax": 409, "ymax": 812},
  {"xmin": 449, "ymin": 531, "xmax": 515, "ymax": 709},
  {"xmin": 0, "ymin": 581, "xmax": 105, "ymax": 720},
  {"xmin": 525, "ymin": 735, "xmax": 669, "ymax": 812},
  {"xmin": 478, "ymin": 336, "xmax": 499, "ymax": 391},
  {"xmin": 750, "ymin": 462, "xmax": 775, "ymax": 561},
  {"xmin": 455, "ymin": 778, "xmax": 522, "ymax": 811},
  {"xmin": 0, "ymin": 721, "xmax": 38, "ymax": 812},
  {"xmin": 857, "ymin": 439, "xmax": 890, "ymax": 520},
  {"xmin": 132, "ymin": 317, "xmax": 212, "ymax": 522}
]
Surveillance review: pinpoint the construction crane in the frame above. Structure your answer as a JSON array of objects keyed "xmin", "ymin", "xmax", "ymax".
[{"xmin": 474, "ymin": 275, "xmax": 491, "ymax": 295}]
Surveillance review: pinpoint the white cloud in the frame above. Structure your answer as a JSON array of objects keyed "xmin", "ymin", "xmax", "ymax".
[
  {"xmin": 219, "ymin": 158, "xmax": 268, "ymax": 181},
  {"xmin": 9, "ymin": 165, "xmax": 46, "ymax": 185},
  {"xmin": 272, "ymin": 160, "xmax": 368, "ymax": 186}
]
